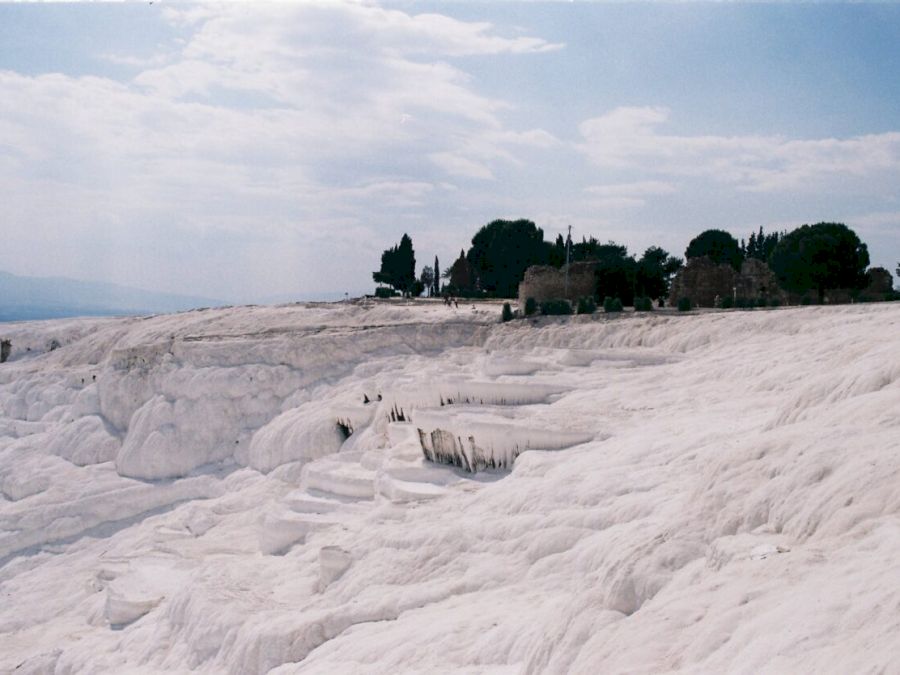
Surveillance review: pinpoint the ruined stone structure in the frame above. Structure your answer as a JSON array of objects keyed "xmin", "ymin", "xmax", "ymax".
[
  {"xmin": 668, "ymin": 257, "xmax": 737, "ymax": 307},
  {"xmin": 735, "ymin": 258, "xmax": 783, "ymax": 302},
  {"xmin": 669, "ymin": 257, "xmax": 786, "ymax": 307},
  {"xmin": 518, "ymin": 262, "xmax": 596, "ymax": 306}
]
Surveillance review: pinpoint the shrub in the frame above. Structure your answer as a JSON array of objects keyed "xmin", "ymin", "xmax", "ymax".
[
  {"xmin": 768, "ymin": 297, "xmax": 782, "ymax": 307},
  {"xmin": 540, "ymin": 299, "xmax": 573, "ymax": 315},
  {"xmin": 756, "ymin": 297, "xmax": 768, "ymax": 308},
  {"xmin": 374, "ymin": 287, "xmax": 396, "ymax": 298},
  {"xmin": 677, "ymin": 297, "xmax": 692, "ymax": 312},
  {"xmin": 657, "ymin": 298, "xmax": 665, "ymax": 308},
  {"xmin": 720, "ymin": 295, "xmax": 734, "ymax": 309},
  {"xmin": 524, "ymin": 297, "xmax": 537, "ymax": 316},
  {"xmin": 800, "ymin": 295, "xmax": 814, "ymax": 305},
  {"xmin": 634, "ymin": 296, "xmax": 653, "ymax": 312},
  {"xmin": 734, "ymin": 296, "xmax": 749, "ymax": 309},
  {"xmin": 501, "ymin": 302, "xmax": 513, "ymax": 322},
  {"xmin": 603, "ymin": 296, "xmax": 623, "ymax": 313},
  {"xmin": 576, "ymin": 296, "xmax": 597, "ymax": 315}
]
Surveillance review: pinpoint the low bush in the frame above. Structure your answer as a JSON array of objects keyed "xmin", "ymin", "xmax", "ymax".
[
  {"xmin": 603, "ymin": 296, "xmax": 624, "ymax": 313},
  {"xmin": 540, "ymin": 299, "xmax": 573, "ymax": 315},
  {"xmin": 719, "ymin": 295, "xmax": 734, "ymax": 309},
  {"xmin": 768, "ymin": 297, "xmax": 782, "ymax": 307},
  {"xmin": 576, "ymin": 296, "xmax": 597, "ymax": 315},
  {"xmin": 524, "ymin": 297, "xmax": 538, "ymax": 316},
  {"xmin": 677, "ymin": 297, "xmax": 692, "ymax": 312},
  {"xmin": 374, "ymin": 287, "xmax": 396, "ymax": 298},
  {"xmin": 634, "ymin": 296, "xmax": 653, "ymax": 312},
  {"xmin": 756, "ymin": 297, "xmax": 768, "ymax": 308},
  {"xmin": 800, "ymin": 295, "xmax": 814, "ymax": 305},
  {"xmin": 501, "ymin": 302, "xmax": 514, "ymax": 322}
]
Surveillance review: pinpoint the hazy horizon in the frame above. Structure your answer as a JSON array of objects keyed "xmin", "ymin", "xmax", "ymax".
[
  {"xmin": 1, "ymin": 1, "xmax": 898, "ymax": 302},
  {"xmin": 0, "ymin": 268, "xmax": 370, "ymax": 322}
]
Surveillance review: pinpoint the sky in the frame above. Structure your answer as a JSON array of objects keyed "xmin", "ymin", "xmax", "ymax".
[{"xmin": 1, "ymin": 1, "xmax": 898, "ymax": 303}]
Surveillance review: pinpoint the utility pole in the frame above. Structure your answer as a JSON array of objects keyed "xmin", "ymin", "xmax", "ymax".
[{"xmin": 564, "ymin": 224, "xmax": 572, "ymax": 299}]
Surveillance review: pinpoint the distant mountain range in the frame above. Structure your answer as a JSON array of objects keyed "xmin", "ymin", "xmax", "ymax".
[{"xmin": 0, "ymin": 270, "xmax": 227, "ymax": 322}]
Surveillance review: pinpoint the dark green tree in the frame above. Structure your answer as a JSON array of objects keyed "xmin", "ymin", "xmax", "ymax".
[
  {"xmin": 547, "ymin": 233, "xmax": 567, "ymax": 268},
  {"xmin": 419, "ymin": 266, "xmax": 434, "ymax": 297},
  {"xmin": 769, "ymin": 222, "xmax": 870, "ymax": 303},
  {"xmin": 595, "ymin": 252, "xmax": 637, "ymax": 306},
  {"xmin": 744, "ymin": 226, "xmax": 781, "ymax": 261},
  {"xmin": 685, "ymin": 229, "xmax": 744, "ymax": 270},
  {"xmin": 635, "ymin": 246, "xmax": 683, "ymax": 299},
  {"xmin": 466, "ymin": 219, "xmax": 547, "ymax": 298},
  {"xmin": 561, "ymin": 237, "xmax": 636, "ymax": 305},
  {"xmin": 571, "ymin": 237, "xmax": 627, "ymax": 264},
  {"xmin": 373, "ymin": 233, "xmax": 416, "ymax": 295},
  {"xmin": 444, "ymin": 249, "xmax": 474, "ymax": 296},
  {"xmin": 433, "ymin": 256, "xmax": 440, "ymax": 297}
]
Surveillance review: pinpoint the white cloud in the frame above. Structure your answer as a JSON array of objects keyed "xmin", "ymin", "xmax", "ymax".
[
  {"xmin": 847, "ymin": 211, "xmax": 900, "ymax": 238},
  {"xmin": 582, "ymin": 181, "xmax": 677, "ymax": 209},
  {"xmin": 584, "ymin": 180, "xmax": 676, "ymax": 198},
  {"xmin": 164, "ymin": 3, "xmax": 563, "ymax": 61},
  {"xmin": 579, "ymin": 106, "xmax": 900, "ymax": 193},
  {"xmin": 852, "ymin": 211, "xmax": 900, "ymax": 227},
  {"xmin": 429, "ymin": 152, "xmax": 495, "ymax": 180},
  {"xmin": 0, "ymin": 2, "xmax": 561, "ymax": 298}
]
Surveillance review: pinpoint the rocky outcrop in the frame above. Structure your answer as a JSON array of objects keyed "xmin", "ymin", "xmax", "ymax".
[{"xmin": 518, "ymin": 262, "xmax": 596, "ymax": 306}]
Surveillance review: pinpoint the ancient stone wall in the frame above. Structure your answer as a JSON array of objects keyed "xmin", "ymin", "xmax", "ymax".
[
  {"xmin": 518, "ymin": 262, "xmax": 596, "ymax": 306},
  {"xmin": 670, "ymin": 257, "xmax": 790, "ymax": 307},
  {"xmin": 736, "ymin": 258, "xmax": 785, "ymax": 303},
  {"xmin": 668, "ymin": 257, "xmax": 737, "ymax": 307}
]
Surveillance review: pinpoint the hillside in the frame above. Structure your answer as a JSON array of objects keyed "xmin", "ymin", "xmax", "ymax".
[
  {"xmin": 0, "ymin": 270, "xmax": 225, "ymax": 322},
  {"xmin": 1, "ymin": 300, "xmax": 898, "ymax": 673}
]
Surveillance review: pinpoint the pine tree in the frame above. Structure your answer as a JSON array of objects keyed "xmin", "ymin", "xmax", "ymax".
[
  {"xmin": 770, "ymin": 222, "xmax": 869, "ymax": 303},
  {"xmin": 746, "ymin": 232, "xmax": 757, "ymax": 259}
]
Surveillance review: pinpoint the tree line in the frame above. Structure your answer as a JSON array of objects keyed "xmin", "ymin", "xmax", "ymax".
[
  {"xmin": 373, "ymin": 219, "xmax": 684, "ymax": 304},
  {"xmin": 374, "ymin": 219, "xmax": 892, "ymax": 304},
  {"xmin": 682, "ymin": 223, "xmax": 883, "ymax": 303}
]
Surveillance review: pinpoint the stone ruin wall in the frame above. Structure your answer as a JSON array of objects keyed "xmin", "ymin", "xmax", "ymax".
[
  {"xmin": 735, "ymin": 258, "xmax": 784, "ymax": 302},
  {"xmin": 668, "ymin": 257, "xmax": 736, "ymax": 307},
  {"xmin": 668, "ymin": 257, "xmax": 787, "ymax": 307},
  {"xmin": 518, "ymin": 262, "xmax": 597, "ymax": 306}
]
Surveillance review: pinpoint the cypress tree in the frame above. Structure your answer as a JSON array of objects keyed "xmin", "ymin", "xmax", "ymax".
[{"xmin": 433, "ymin": 255, "xmax": 440, "ymax": 296}]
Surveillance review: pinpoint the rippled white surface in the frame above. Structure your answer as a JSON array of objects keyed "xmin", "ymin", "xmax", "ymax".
[{"xmin": 1, "ymin": 300, "xmax": 898, "ymax": 674}]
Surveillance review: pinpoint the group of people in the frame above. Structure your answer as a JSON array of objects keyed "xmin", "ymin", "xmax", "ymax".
[{"xmin": 443, "ymin": 295, "xmax": 459, "ymax": 309}]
